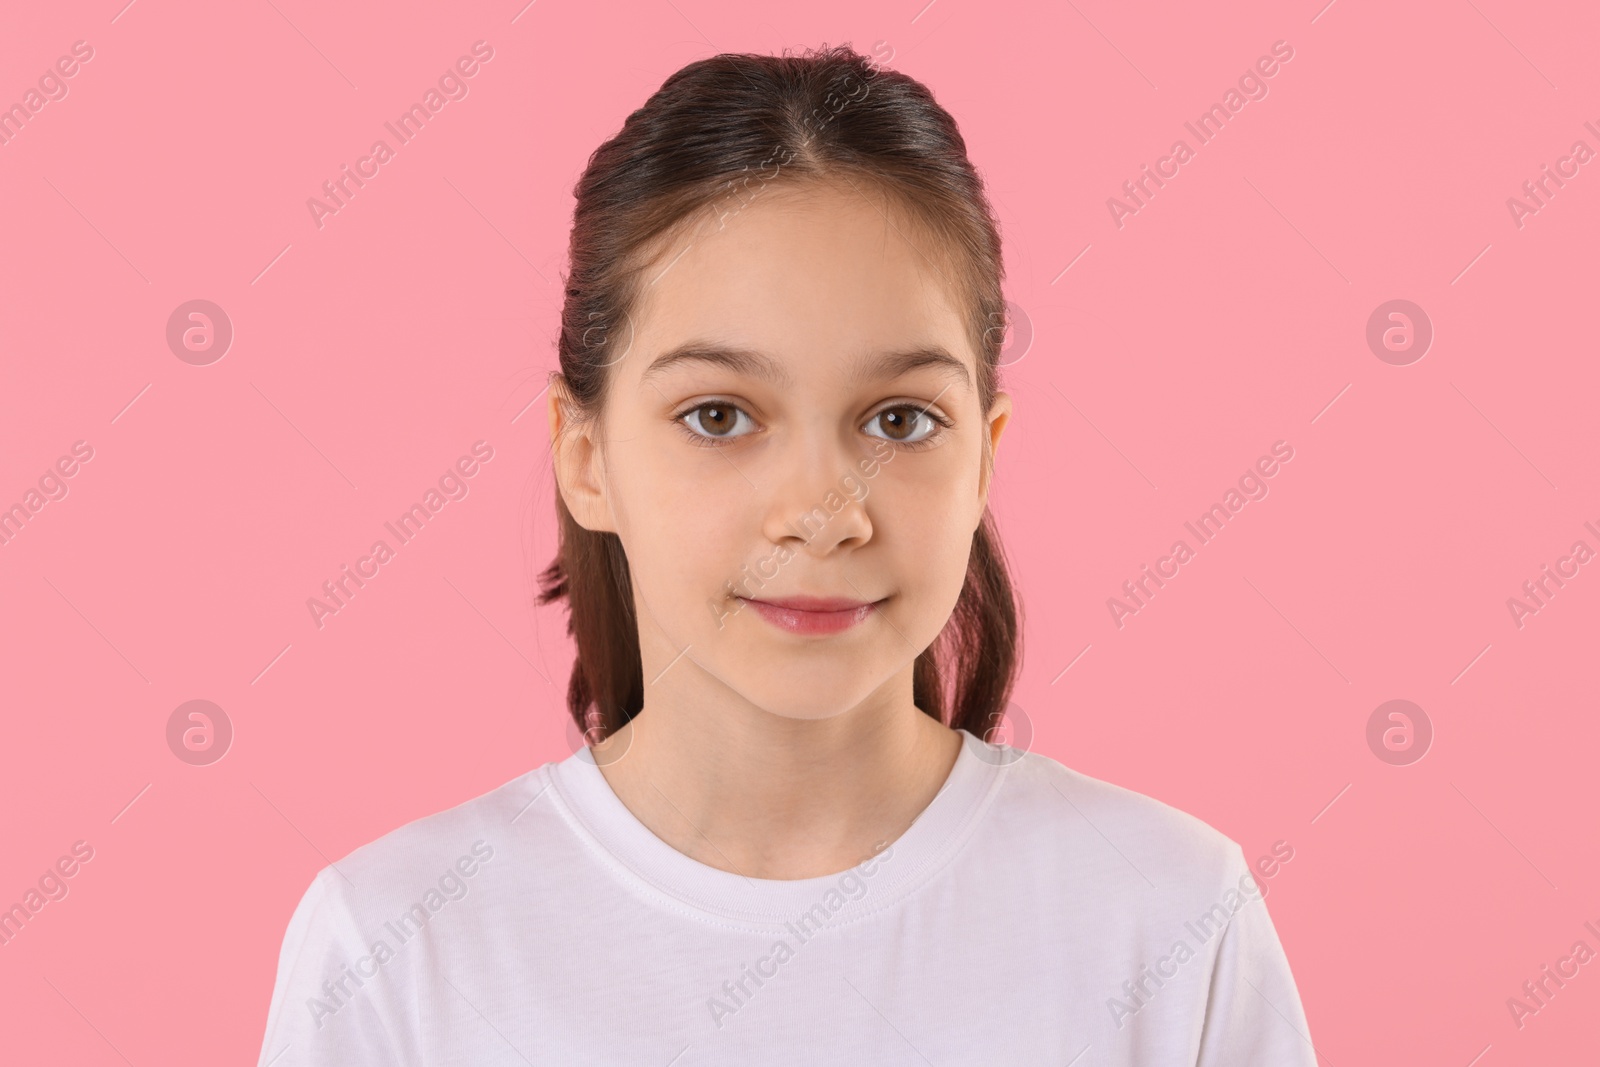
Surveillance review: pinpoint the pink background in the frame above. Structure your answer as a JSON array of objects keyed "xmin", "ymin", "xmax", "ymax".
[{"xmin": 2, "ymin": 0, "xmax": 1597, "ymax": 1062}]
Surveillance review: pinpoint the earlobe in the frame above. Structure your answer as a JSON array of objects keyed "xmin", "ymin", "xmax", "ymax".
[
  {"xmin": 548, "ymin": 380, "xmax": 617, "ymax": 534},
  {"xmin": 988, "ymin": 396, "xmax": 1012, "ymax": 458},
  {"xmin": 978, "ymin": 391, "xmax": 1013, "ymax": 506}
]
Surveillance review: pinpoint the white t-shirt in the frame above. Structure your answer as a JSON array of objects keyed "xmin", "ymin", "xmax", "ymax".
[{"xmin": 257, "ymin": 729, "xmax": 1318, "ymax": 1065}]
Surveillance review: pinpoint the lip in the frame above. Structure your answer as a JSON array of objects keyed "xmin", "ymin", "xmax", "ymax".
[
  {"xmin": 750, "ymin": 595, "xmax": 873, "ymax": 612},
  {"xmin": 738, "ymin": 595, "xmax": 885, "ymax": 635}
]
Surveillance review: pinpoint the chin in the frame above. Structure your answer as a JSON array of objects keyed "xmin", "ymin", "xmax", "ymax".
[
  {"xmin": 757, "ymin": 699, "xmax": 863, "ymax": 722},
  {"xmin": 733, "ymin": 674, "xmax": 876, "ymax": 722}
]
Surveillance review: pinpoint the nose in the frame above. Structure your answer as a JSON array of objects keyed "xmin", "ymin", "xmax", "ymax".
[{"xmin": 759, "ymin": 429, "xmax": 874, "ymax": 557}]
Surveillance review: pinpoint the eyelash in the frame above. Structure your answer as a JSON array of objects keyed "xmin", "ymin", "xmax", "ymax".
[{"xmin": 673, "ymin": 400, "xmax": 954, "ymax": 451}]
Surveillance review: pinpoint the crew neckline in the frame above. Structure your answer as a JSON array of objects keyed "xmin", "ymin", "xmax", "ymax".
[{"xmin": 544, "ymin": 728, "xmax": 1009, "ymax": 932}]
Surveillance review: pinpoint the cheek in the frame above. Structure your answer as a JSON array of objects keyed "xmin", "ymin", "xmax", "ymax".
[
  {"xmin": 875, "ymin": 468, "xmax": 976, "ymax": 581},
  {"xmin": 894, "ymin": 447, "xmax": 977, "ymax": 526},
  {"xmin": 611, "ymin": 442, "xmax": 749, "ymax": 587}
]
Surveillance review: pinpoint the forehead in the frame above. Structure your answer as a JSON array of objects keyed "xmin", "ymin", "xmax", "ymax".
[{"xmin": 621, "ymin": 179, "xmax": 975, "ymax": 382}]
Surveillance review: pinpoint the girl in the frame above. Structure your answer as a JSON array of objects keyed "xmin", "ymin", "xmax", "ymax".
[{"xmin": 258, "ymin": 44, "xmax": 1317, "ymax": 1066}]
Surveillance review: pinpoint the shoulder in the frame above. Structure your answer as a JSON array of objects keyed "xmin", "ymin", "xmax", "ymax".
[
  {"xmin": 980, "ymin": 740, "xmax": 1253, "ymax": 900},
  {"xmin": 292, "ymin": 761, "xmax": 556, "ymax": 924}
]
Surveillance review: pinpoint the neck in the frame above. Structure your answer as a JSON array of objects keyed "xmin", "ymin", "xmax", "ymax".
[{"xmin": 591, "ymin": 678, "xmax": 962, "ymax": 881}]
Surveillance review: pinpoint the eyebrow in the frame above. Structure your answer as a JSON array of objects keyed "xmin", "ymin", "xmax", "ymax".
[{"xmin": 638, "ymin": 342, "xmax": 973, "ymax": 392}]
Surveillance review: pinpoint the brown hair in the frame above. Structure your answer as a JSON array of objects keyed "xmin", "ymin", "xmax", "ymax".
[{"xmin": 537, "ymin": 43, "xmax": 1023, "ymax": 746}]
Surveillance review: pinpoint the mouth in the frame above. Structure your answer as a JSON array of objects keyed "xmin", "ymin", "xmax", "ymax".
[{"xmin": 737, "ymin": 595, "xmax": 887, "ymax": 636}]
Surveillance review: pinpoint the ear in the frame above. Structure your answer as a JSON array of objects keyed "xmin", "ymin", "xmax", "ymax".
[
  {"xmin": 977, "ymin": 389, "xmax": 1012, "ymax": 512},
  {"xmin": 547, "ymin": 374, "xmax": 618, "ymax": 533}
]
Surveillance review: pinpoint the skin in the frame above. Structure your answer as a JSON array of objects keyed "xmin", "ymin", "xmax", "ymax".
[{"xmin": 547, "ymin": 176, "xmax": 1011, "ymax": 880}]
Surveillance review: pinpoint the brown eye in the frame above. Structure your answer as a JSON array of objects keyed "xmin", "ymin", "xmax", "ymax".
[
  {"xmin": 680, "ymin": 402, "xmax": 755, "ymax": 442},
  {"xmin": 867, "ymin": 405, "xmax": 941, "ymax": 445},
  {"xmin": 696, "ymin": 405, "xmax": 734, "ymax": 434}
]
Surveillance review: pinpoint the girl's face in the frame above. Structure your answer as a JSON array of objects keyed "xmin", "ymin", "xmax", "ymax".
[{"xmin": 552, "ymin": 179, "xmax": 1011, "ymax": 724}]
